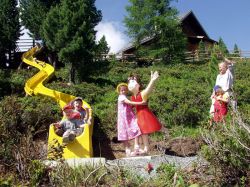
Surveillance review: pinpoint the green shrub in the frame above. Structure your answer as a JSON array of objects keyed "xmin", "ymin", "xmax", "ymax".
[
  {"xmin": 0, "ymin": 70, "xmax": 11, "ymax": 99},
  {"xmin": 0, "ymin": 176, "xmax": 14, "ymax": 187},
  {"xmin": 54, "ymin": 65, "xmax": 70, "ymax": 82},
  {"xmin": 151, "ymin": 163, "xmax": 186, "ymax": 187},
  {"xmin": 0, "ymin": 68, "xmax": 38, "ymax": 99},
  {"xmin": 48, "ymin": 162, "xmax": 143, "ymax": 186},
  {"xmin": 145, "ymin": 64, "xmax": 211, "ymax": 128},
  {"xmin": 10, "ymin": 69, "xmax": 38, "ymax": 94},
  {"xmin": 93, "ymin": 91, "xmax": 117, "ymax": 138},
  {"xmin": 29, "ymin": 160, "xmax": 47, "ymax": 186},
  {"xmin": 169, "ymin": 125, "xmax": 201, "ymax": 138},
  {"xmin": 47, "ymin": 81, "xmax": 108, "ymax": 104},
  {"xmin": 201, "ymin": 119, "xmax": 250, "ymax": 185},
  {"xmin": 0, "ymin": 95, "xmax": 61, "ymax": 166},
  {"xmin": 18, "ymin": 96, "xmax": 61, "ymax": 131}
]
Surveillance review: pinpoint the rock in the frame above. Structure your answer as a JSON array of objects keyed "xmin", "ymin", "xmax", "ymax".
[{"xmin": 107, "ymin": 154, "xmax": 203, "ymax": 179}]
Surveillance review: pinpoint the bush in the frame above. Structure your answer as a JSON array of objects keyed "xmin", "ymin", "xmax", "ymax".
[
  {"xmin": 93, "ymin": 91, "xmax": 117, "ymax": 138},
  {"xmin": 12, "ymin": 69, "xmax": 38, "ymax": 93},
  {"xmin": 151, "ymin": 163, "xmax": 186, "ymax": 187},
  {"xmin": 201, "ymin": 117, "xmax": 250, "ymax": 185},
  {"xmin": 29, "ymin": 160, "xmax": 47, "ymax": 186},
  {"xmin": 128, "ymin": 64, "xmax": 212, "ymax": 128},
  {"xmin": 47, "ymin": 78, "xmax": 109, "ymax": 105},
  {"xmin": 0, "ymin": 176, "xmax": 14, "ymax": 187},
  {"xmin": 48, "ymin": 162, "xmax": 143, "ymax": 186},
  {"xmin": 0, "ymin": 95, "xmax": 61, "ymax": 166},
  {"xmin": 0, "ymin": 70, "xmax": 11, "ymax": 98},
  {"xmin": 0, "ymin": 69, "xmax": 37, "ymax": 99}
]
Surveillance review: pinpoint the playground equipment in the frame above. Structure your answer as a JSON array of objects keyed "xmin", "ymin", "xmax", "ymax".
[{"xmin": 22, "ymin": 47, "xmax": 93, "ymax": 159}]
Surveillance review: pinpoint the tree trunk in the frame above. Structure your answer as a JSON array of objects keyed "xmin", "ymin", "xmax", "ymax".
[
  {"xmin": 48, "ymin": 52, "xmax": 58, "ymax": 69},
  {"xmin": 18, "ymin": 61, "xmax": 24, "ymax": 70}
]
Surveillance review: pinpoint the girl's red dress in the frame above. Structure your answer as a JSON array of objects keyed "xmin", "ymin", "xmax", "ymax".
[
  {"xmin": 213, "ymin": 100, "xmax": 228, "ymax": 122},
  {"xmin": 131, "ymin": 93, "xmax": 161, "ymax": 134}
]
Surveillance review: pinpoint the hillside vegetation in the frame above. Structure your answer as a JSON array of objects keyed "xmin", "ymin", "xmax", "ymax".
[{"xmin": 0, "ymin": 57, "xmax": 249, "ymax": 186}]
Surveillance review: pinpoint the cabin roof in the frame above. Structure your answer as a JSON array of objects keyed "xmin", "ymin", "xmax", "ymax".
[{"xmin": 178, "ymin": 10, "xmax": 209, "ymax": 38}]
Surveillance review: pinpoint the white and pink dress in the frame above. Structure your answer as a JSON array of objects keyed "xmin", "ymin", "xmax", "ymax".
[{"xmin": 117, "ymin": 94, "xmax": 141, "ymax": 141}]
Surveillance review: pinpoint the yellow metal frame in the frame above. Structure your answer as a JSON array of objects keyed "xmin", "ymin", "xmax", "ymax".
[{"xmin": 22, "ymin": 48, "xmax": 93, "ymax": 158}]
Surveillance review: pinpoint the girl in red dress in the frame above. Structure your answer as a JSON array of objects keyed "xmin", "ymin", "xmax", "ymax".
[
  {"xmin": 213, "ymin": 87, "xmax": 229, "ymax": 125},
  {"xmin": 128, "ymin": 71, "xmax": 161, "ymax": 154}
]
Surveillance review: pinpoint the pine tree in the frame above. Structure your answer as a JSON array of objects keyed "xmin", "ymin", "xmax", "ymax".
[
  {"xmin": 233, "ymin": 44, "xmax": 240, "ymax": 57},
  {"xmin": 198, "ymin": 40, "xmax": 206, "ymax": 61},
  {"xmin": 198, "ymin": 40, "xmax": 206, "ymax": 52},
  {"xmin": 19, "ymin": 0, "xmax": 60, "ymax": 39},
  {"xmin": 208, "ymin": 45, "xmax": 220, "ymax": 88},
  {"xmin": 96, "ymin": 35, "xmax": 110, "ymax": 60},
  {"xmin": 42, "ymin": 0, "xmax": 101, "ymax": 83},
  {"xmin": 124, "ymin": 0, "xmax": 186, "ymax": 63},
  {"xmin": 0, "ymin": 0, "xmax": 21, "ymax": 68},
  {"xmin": 218, "ymin": 37, "xmax": 229, "ymax": 56}
]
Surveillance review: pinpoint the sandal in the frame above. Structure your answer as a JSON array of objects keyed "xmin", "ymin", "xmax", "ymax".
[
  {"xmin": 130, "ymin": 151, "xmax": 137, "ymax": 157},
  {"xmin": 131, "ymin": 146, "xmax": 145, "ymax": 156}
]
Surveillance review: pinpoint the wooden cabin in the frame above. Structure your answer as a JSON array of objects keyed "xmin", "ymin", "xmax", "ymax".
[
  {"xmin": 180, "ymin": 11, "xmax": 217, "ymax": 51},
  {"xmin": 121, "ymin": 11, "xmax": 217, "ymax": 57}
]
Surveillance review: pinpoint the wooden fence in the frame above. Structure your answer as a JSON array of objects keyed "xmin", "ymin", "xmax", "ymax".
[
  {"xmin": 184, "ymin": 50, "xmax": 250, "ymax": 62},
  {"xmin": 99, "ymin": 50, "xmax": 250, "ymax": 62}
]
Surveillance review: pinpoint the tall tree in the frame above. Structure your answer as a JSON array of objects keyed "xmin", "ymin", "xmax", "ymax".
[
  {"xmin": 124, "ymin": 0, "xmax": 186, "ymax": 63},
  {"xmin": 42, "ymin": 0, "xmax": 102, "ymax": 83},
  {"xmin": 95, "ymin": 35, "xmax": 110, "ymax": 60},
  {"xmin": 208, "ymin": 45, "xmax": 220, "ymax": 88},
  {"xmin": 233, "ymin": 44, "xmax": 240, "ymax": 57},
  {"xmin": 197, "ymin": 40, "xmax": 206, "ymax": 61},
  {"xmin": 19, "ymin": 0, "xmax": 60, "ymax": 39},
  {"xmin": 218, "ymin": 37, "xmax": 229, "ymax": 56},
  {"xmin": 0, "ymin": 0, "xmax": 21, "ymax": 68}
]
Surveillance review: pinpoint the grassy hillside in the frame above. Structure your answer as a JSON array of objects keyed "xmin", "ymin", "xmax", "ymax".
[{"xmin": 0, "ymin": 58, "xmax": 249, "ymax": 186}]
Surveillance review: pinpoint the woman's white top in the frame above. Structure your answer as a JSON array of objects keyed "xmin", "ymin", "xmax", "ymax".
[{"xmin": 215, "ymin": 64, "xmax": 234, "ymax": 92}]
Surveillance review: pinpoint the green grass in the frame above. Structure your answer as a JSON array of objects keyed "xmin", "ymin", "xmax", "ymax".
[{"xmin": 168, "ymin": 125, "xmax": 202, "ymax": 138}]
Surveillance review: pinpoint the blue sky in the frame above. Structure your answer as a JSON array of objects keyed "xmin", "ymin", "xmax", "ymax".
[{"xmin": 95, "ymin": 0, "xmax": 250, "ymax": 53}]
